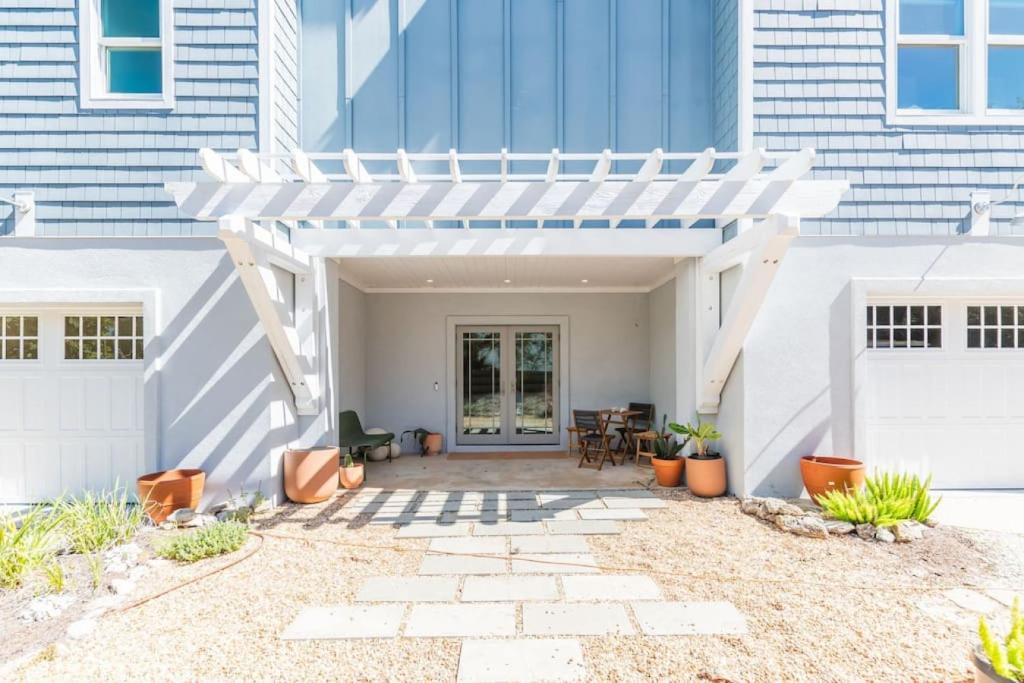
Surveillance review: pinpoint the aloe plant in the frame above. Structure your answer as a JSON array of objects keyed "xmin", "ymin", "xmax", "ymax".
[
  {"xmin": 669, "ymin": 415, "xmax": 722, "ymax": 458},
  {"xmin": 817, "ymin": 470, "xmax": 941, "ymax": 526},
  {"xmin": 652, "ymin": 414, "xmax": 688, "ymax": 460}
]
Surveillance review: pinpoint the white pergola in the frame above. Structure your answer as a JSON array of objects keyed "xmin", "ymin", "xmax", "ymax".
[{"xmin": 165, "ymin": 147, "xmax": 847, "ymax": 416}]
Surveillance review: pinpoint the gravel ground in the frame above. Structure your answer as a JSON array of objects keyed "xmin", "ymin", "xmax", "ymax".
[{"xmin": 8, "ymin": 489, "xmax": 1023, "ymax": 682}]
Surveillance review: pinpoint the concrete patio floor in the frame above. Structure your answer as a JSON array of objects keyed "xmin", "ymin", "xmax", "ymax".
[
  {"xmin": 362, "ymin": 453, "xmax": 655, "ymax": 491},
  {"xmin": 931, "ymin": 490, "xmax": 1024, "ymax": 534}
]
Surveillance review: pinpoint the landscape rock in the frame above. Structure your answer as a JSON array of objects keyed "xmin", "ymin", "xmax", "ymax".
[
  {"xmin": 855, "ymin": 523, "xmax": 876, "ymax": 540},
  {"xmin": 67, "ymin": 619, "xmax": 97, "ymax": 640},
  {"xmin": 794, "ymin": 516, "xmax": 829, "ymax": 539},
  {"xmin": 893, "ymin": 520, "xmax": 926, "ymax": 543},
  {"xmin": 103, "ymin": 543, "xmax": 141, "ymax": 574},
  {"xmin": 183, "ymin": 513, "xmax": 215, "ymax": 528},
  {"xmin": 773, "ymin": 514, "xmax": 803, "ymax": 534},
  {"xmin": 108, "ymin": 578, "xmax": 135, "ymax": 596},
  {"xmin": 762, "ymin": 498, "xmax": 789, "ymax": 516},
  {"xmin": 19, "ymin": 594, "xmax": 76, "ymax": 622},
  {"xmin": 166, "ymin": 508, "xmax": 195, "ymax": 525},
  {"xmin": 739, "ymin": 498, "xmax": 762, "ymax": 515},
  {"xmin": 875, "ymin": 527, "xmax": 896, "ymax": 543},
  {"xmin": 824, "ymin": 520, "xmax": 855, "ymax": 535}
]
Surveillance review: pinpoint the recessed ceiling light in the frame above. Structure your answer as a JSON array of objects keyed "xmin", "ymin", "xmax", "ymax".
[
  {"xmin": 503, "ymin": 279, "xmax": 512, "ymax": 284},
  {"xmin": 426, "ymin": 279, "xmax": 434, "ymax": 284},
  {"xmin": 580, "ymin": 279, "xmax": 589, "ymax": 284}
]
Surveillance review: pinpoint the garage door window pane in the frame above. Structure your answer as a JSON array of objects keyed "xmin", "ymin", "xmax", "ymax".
[
  {"xmin": 866, "ymin": 304, "xmax": 941, "ymax": 350},
  {"xmin": 968, "ymin": 304, "xmax": 1024, "ymax": 349},
  {"xmin": 1, "ymin": 315, "xmax": 40, "ymax": 361},
  {"xmin": 64, "ymin": 314, "xmax": 144, "ymax": 361}
]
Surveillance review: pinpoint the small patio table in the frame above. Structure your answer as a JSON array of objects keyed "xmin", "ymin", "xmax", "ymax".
[{"xmin": 599, "ymin": 408, "xmax": 643, "ymax": 461}]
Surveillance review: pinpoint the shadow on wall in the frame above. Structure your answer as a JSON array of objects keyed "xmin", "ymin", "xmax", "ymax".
[{"xmin": 154, "ymin": 252, "xmax": 296, "ymax": 506}]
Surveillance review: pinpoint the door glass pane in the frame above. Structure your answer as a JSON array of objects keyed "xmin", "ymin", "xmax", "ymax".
[
  {"xmin": 462, "ymin": 331, "xmax": 501, "ymax": 435},
  {"xmin": 898, "ymin": 46, "xmax": 959, "ymax": 110},
  {"xmin": 102, "ymin": 0, "xmax": 160, "ymax": 38},
  {"xmin": 107, "ymin": 49, "xmax": 163, "ymax": 94},
  {"xmin": 515, "ymin": 332, "xmax": 554, "ymax": 435},
  {"xmin": 988, "ymin": 47, "xmax": 1024, "ymax": 109},
  {"xmin": 991, "ymin": 0, "xmax": 1024, "ymax": 35},
  {"xmin": 899, "ymin": 0, "xmax": 964, "ymax": 35}
]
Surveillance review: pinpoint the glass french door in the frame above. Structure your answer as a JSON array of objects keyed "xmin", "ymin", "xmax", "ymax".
[{"xmin": 456, "ymin": 326, "xmax": 559, "ymax": 446}]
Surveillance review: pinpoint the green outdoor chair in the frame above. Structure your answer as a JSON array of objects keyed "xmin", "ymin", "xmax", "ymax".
[{"xmin": 338, "ymin": 411, "xmax": 395, "ymax": 479}]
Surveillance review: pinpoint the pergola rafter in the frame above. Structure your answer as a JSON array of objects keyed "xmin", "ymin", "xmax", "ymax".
[{"xmin": 167, "ymin": 146, "xmax": 848, "ymax": 415}]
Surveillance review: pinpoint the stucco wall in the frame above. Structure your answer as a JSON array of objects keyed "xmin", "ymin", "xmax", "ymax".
[
  {"xmin": 739, "ymin": 237, "xmax": 1024, "ymax": 497},
  {"xmin": 0, "ymin": 238, "xmax": 336, "ymax": 505},
  {"xmin": 361, "ymin": 292, "xmax": 651, "ymax": 453},
  {"xmin": 647, "ymin": 280, "xmax": 676, "ymax": 426},
  {"xmin": 337, "ymin": 279, "xmax": 367, "ymax": 417}
]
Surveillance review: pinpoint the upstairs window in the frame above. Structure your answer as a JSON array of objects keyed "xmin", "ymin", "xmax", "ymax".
[
  {"xmin": 79, "ymin": 0, "xmax": 174, "ymax": 109},
  {"xmin": 889, "ymin": 0, "xmax": 1024, "ymax": 124}
]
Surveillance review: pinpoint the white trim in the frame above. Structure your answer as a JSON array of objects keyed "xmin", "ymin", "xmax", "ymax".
[
  {"xmin": 850, "ymin": 277, "xmax": 1024, "ymax": 464},
  {"xmin": 885, "ymin": 0, "xmax": 1024, "ymax": 126},
  {"xmin": 0, "ymin": 288, "xmax": 161, "ymax": 474},
  {"xmin": 445, "ymin": 315, "xmax": 570, "ymax": 453},
  {"xmin": 78, "ymin": 0, "xmax": 175, "ymax": 110},
  {"xmin": 358, "ymin": 286, "xmax": 656, "ymax": 295}
]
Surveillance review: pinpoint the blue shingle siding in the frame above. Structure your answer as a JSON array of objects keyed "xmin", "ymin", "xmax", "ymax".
[
  {"xmin": 0, "ymin": 0, "xmax": 260, "ymax": 237},
  {"xmin": 713, "ymin": 0, "xmax": 738, "ymax": 155},
  {"xmin": 754, "ymin": 0, "xmax": 1024, "ymax": 236}
]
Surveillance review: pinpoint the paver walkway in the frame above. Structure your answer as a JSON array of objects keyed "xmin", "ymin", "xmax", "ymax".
[{"xmin": 280, "ymin": 488, "xmax": 749, "ymax": 682}]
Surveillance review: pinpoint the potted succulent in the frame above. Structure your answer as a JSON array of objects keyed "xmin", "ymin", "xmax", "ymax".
[
  {"xmin": 401, "ymin": 427, "xmax": 443, "ymax": 456},
  {"xmin": 651, "ymin": 414, "xmax": 689, "ymax": 487},
  {"xmin": 339, "ymin": 452, "xmax": 364, "ymax": 489},
  {"xmin": 974, "ymin": 600, "xmax": 1022, "ymax": 683},
  {"xmin": 671, "ymin": 416, "xmax": 726, "ymax": 498}
]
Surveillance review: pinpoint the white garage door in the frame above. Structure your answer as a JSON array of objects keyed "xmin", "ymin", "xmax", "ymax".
[
  {"xmin": 866, "ymin": 299, "xmax": 1024, "ymax": 489},
  {"xmin": 0, "ymin": 309, "xmax": 145, "ymax": 504}
]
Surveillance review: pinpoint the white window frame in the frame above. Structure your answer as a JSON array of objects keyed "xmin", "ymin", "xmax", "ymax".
[
  {"xmin": 79, "ymin": 0, "xmax": 175, "ymax": 110},
  {"xmin": 965, "ymin": 302, "xmax": 1024, "ymax": 351},
  {"xmin": 864, "ymin": 302, "xmax": 945, "ymax": 353},
  {"xmin": 886, "ymin": 0, "xmax": 1024, "ymax": 125}
]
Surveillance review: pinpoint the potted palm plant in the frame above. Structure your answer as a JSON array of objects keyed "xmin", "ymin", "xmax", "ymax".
[
  {"xmin": 671, "ymin": 416, "xmax": 726, "ymax": 497},
  {"xmin": 651, "ymin": 415, "xmax": 689, "ymax": 487}
]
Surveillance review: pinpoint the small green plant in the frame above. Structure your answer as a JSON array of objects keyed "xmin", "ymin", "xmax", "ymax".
[
  {"xmin": 55, "ymin": 486, "xmax": 145, "ymax": 554},
  {"xmin": 158, "ymin": 522, "xmax": 249, "ymax": 563},
  {"xmin": 817, "ymin": 471, "xmax": 941, "ymax": 527},
  {"xmin": 669, "ymin": 415, "xmax": 722, "ymax": 458},
  {"xmin": 343, "ymin": 453, "xmax": 356, "ymax": 468},
  {"xmin": 42, "ymin": 560, "xmax": 67, "ymax": 594},
  {"xmin": 652, "ymin": 414, "xmax": 688, "ymax": 460},
  {"xmin": 86, "ymin": 552, "xmax": 104, "ymax": 590},
  {"xmin": 978, "ymin": 598, "xmax": 1023, "ymax": 681},
  {"xmin": 0, "ymin": 506, "xmax": 61, "ymax": 590}
]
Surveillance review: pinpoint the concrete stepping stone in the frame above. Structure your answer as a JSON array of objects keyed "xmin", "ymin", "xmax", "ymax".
[
  {"xmin": 539, "ymin": 498, "xmax": 606, "ymax": 510},
  {"xmin": 473, "ymin": 521, "xmax": 545, "ymax": 536},
  {"xmin": 944, "ymin": 588, "xmax": 1003, "ymax": 614},
  {"xmin": 523, "ymin": 603, "xmax": 634, "ymax": 636},
  {"xmin": 632, "ymin": 601, "xmax": 747, "ymax": 635},
  {"xmin": 561, "ymin": 575, "xmax": 662, "ymax": 601},
  {"xmin": 371, "ymin": 513, "xmax": 460, "ymax": 526},
  {"xmin": 510, "ymin": 535, "xmax": 590, "ymax": 555},
  {"xmin": 428, "ymin": 536, "xmax": 507, "ymax": 555},
  {"xmin": 395, "ymin": 522, "xmax": 472, "ymax": 538},
  {"xmin": 462, "ymin": 576, "xmax": 560, "ymax": 602},
  {"xmin": 405, "ymin": 603, "xmax": 515, "ymax": 637},
  {"xmin": 916, "ymin": 597, "xmax": 976, "ymax": 626},
  {"xmin": 545, "ymin": 520, "xmax": 621, "ymax": 535},
  {"xmin": 538, "ymin": 490, "xmax": 599, "ymax": 500},
  {"xmin": 511, "ymin": 509, "xmax": 580, "ymax": 522},
  {"xmin": 356, "ymin": 577, "xmax": 458, "ymax": 603},
  {"xmin": 280, "ymin": 604, "xmax": 405, "ymax": 640},
  {"xmin": 987, "ymin": 589, "xmax": 1022, "ymax": 608},
  {"xmin": 420, "ymin": 554, "xmax": 508, "ymax": 575},
  {"xmin": 578, "ymin": 508, "xmax": 647, "ymax": 521},
  {"xmin": 510, "ymin": 553, "xmax": 599, "ymax": 574},
  {"xmin": 601, "ymin": 497, "xmax": 666, "ymax": 509},
  {"xmin": 457, "ymin": 639, "xmax": 586, "ymax": 683},
  {"xmin": 597, "ymin": 488, "xmax": 654, "ymax": 499}
]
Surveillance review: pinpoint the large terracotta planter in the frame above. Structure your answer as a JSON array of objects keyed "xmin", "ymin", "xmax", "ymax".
[
  {"xmin": 422, "ymin": 433, "xmax": 443, "ymax": 455},
  {"xmin": 800, "ymin": 455, "xmax": 865, "ymax": 504},
  {"xmin": 686, "ymin": 455, "xmax": 727, "ymax": 497},
  {"xmin": 284, "ymin": 447, "xmax": 339, "ymax": 504},
  {"xmin": 339, "ymin": 462, "xmax": 364, "ymax": 490},
  {"xmin": 136, "ymin": 468, "xmax": 206, "ymax": 524},
  {"xmin": 651, "ymin": 457, "xmax": 684, "ymax": 487}
]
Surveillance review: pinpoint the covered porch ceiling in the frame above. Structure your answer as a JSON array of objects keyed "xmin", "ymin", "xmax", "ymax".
[{"xmin": 335, "ymin": 255, "xmax": 679, "ymax": 292}]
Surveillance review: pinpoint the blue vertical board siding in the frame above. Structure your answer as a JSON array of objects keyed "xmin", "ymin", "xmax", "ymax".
[
  {"xmin": 301, "ymin": 0, "xmax": 718, "ymax": 181},
  {"xmin": 710, "ymin": 0, "xmax": 736, "ymax": 156},
  {"xmin": 0, "ymin": 0, "xmax": 261, "ymax": 237},
  {"xmin": 754, "ymin": 4, "xmax": 1024, "ymax": 236}
]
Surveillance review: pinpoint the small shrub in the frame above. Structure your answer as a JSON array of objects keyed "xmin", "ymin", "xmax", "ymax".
[
  {"xmin": 0, "ymin": 507, "xmax": 61, "ymax": 590},
  {"xmin": 55, "ymin": 487, "xmax": 145, "ymax": 554},
  {"xmin": 158, "ymin": 522, "xmax": 248, "ymax": 563},
  {"xmin": 86, "ymin": 553, "xmax": 104, "ymax": 590},
  {"xmin": 978, "ymin": 598, "xmax": 1023, "ymax": 681},
  {"xmin": 42, "ymin": 560, "xmax": 67, "ymax": 594},
  {"xmin": 818, "ymin": 471, "xmax": 940, "ymax": 527}
]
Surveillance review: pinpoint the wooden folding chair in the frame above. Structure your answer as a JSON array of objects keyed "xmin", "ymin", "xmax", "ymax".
[{"xmin": 573, "ymin": 410, "xmax": 616, "ymax": 470}]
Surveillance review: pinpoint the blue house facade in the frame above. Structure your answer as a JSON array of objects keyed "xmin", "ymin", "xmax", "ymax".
[{"xmin": 1, "ymin": 0, "xmax": 1022, "ymax": 505}]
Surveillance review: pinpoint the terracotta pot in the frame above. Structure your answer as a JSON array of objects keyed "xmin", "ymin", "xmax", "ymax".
[
  {"xmin": 799, "ymin": 455, "xmax": 865, "ymax": 504},
  {"xmin": 283, "ymin": 447, "xmax": 339, "ymax": 504},
  {"xmin": 422, "ymin": 433, "xmax": 443, "ymax": 455},
  {"xmin": 651, "ymin": 457, "xmax": 684, "ymax": 487},
  {"xmin": 136, "ymin": 468, "xmax": 206, "ymax": 524},
  {"xmin": 686, "ymin": 454, "xmax": 727, "ymax": 497},
  {"xmin": 339, "ymin": 463, "xmax": 365, "ymax": 490},
  {"xmin": 973, "ymin": 646, "xmax": 1016, "ymax": 683}
]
